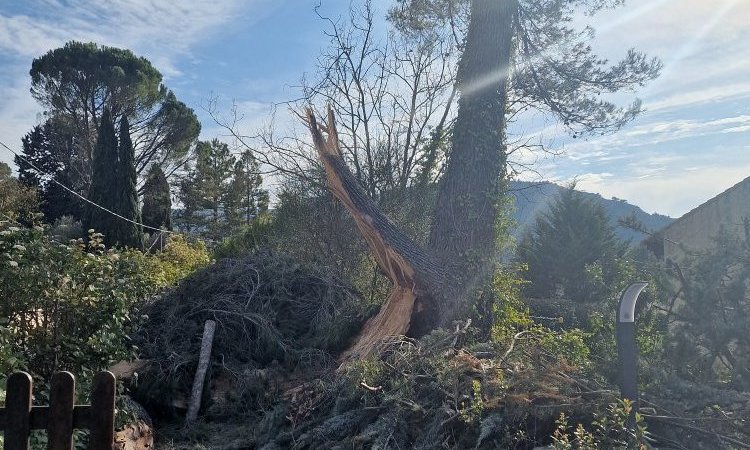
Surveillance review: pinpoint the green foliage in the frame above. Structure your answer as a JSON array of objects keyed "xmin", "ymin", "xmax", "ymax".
[
  {"xmin": 30, "ymin": 41, "xmax": 200, "ymax": 178},
  {"xmin": 225, "ymin": 150, "xmax": 268, "ymax": 230},
  {"xmin": 31, "ymin": 41, "xmax": 163, "ymax": 119},
  {"xmin": 21, "ymin": 41, "xmax": 199, "ymax": 227},
  {"xmin": 668, "ymin": 230, "xmax": 750, "ymax": 389},
  {"xmin": 112, "ymin": 116, "xmax": 143, "ymax": 249},
  {"xmin": 138, "ymin": 235, "xmax": 212, "ymax": 287},
  {"xmin": 0, "ymin": 162, "xmax": 39, "ymax": 224},
  {"xmin": 1, "ymin": 225, "xmax": 138, "ymax": 381},
  {"xmin": 517, "ymin": 186, "xmax": 629, "ymax": 303},
  {"xmin": 213, "ymin": 213, "xmax": 274, "ymax": 259},
  {"xmin": 141, "ymin": 165, "xmax": 172, "ymax": 231},
  {"xmin": 0, "ymin": 221, "xmax": 209, "ymax": 385},
  {"xmin": 84, "ymin": 108, "xmax": 120, "ymax": 246},
  {"xmin": 16, "ymin": 117, "xmax": 82, "ymax": 222},
  {"xmin": 551, "ymin": 400, "xmax": 648, "ymax": 450},
  {"xmin": 175, "ymin": 139, "xmax": 236, "ymax": 239},
  {"xmin": 268, "ymin": 184, "xmax": 391, "ymax": 303},
  {"xmin": 484, "ymin": 269, "xmax": 592, "ymax": 370}
]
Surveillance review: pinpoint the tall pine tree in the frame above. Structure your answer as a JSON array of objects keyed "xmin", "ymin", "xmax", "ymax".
[
  {"xmin": 226, "ymin": 150, "xmax": 268, "ymax": 230},
  {"xmin": 113, "ymin": 116, "xmax": 143, "ymax": 249},
  {"xmin": 175, "ymin": 139, "xmax": 235, "ymax": 239},
  {"xmin": 141, "ymin": 165, "xmax": 172, "ymax": 231},
  {"xmin": 85, "ymin": 108, "xmax": 119, "ymax": 245}
]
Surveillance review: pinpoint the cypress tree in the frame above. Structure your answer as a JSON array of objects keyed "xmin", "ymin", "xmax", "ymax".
[
  {"xmin": 85, "ymin": 108, "xmax": 119, "ymax": 245},
  {"xmin": 114, "ymin": 116, "xmax": 144, "ymax": 249},
  {"xmin": 141, "ymin": 165, "xmax": 172, "ymax": 231}
]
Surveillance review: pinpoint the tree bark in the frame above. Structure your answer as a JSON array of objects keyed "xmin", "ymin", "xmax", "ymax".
[
  {"xmin": 306, "ymin": 0, "xmax": 517, "ymax": 358},
  {"xmin": 186, "ymin": 320, "xmax": 216, "ymax": 424},
  {"xmin": 420, "ymin": 0, "xmax": 517, "ymax": 333}
]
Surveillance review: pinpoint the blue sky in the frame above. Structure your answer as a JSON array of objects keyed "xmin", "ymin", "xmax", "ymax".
[{"xmin": 1, "ymin": 0, "xmax": 749, "ymax": 218}]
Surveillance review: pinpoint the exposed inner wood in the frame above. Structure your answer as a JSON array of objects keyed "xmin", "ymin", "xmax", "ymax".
[{"xmin": 305, "ymin": 107, "xmax": 444, "ymax": 361}]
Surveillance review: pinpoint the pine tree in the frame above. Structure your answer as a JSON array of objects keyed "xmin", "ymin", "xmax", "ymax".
[
  {"xmin": 226, "ymin": 150, "xmax": 267, "ymax": 231},
  {"xmin": 141, "ymin": 165, "xmax": 172, "ymax": 231},
  {"xmin": 85, "ymin": 108, "xmax": 119, "ymax": 245},
  {"xmin": 113, "ymin": 116, "xmax": 143, "ymax": 249},
  {"xmin": 175, "ymin": 139, "xmax": 235, "ymax": 239},
  {"xmin": 516, "ymin": 186, "xmax": 628, "ymax": 303}
]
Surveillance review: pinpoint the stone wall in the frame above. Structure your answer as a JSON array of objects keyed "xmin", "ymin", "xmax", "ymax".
[{"xmin": 663, "ymin": 177, "xmax": 750, "ymax": 262}]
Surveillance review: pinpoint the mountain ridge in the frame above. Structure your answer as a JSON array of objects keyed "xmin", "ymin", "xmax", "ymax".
[{"xmin": 509, "ymin": 180, "xmax": 673, "ymax": 244}]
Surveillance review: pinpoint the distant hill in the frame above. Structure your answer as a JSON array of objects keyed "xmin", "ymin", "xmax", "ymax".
[{"xmin": 509, "ymin": 180, "xmax": 673, "ymax": 244}]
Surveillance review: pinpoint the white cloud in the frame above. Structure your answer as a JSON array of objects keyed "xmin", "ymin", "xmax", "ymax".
[
  {"xmin": 574, "ymin": 163, "xmax": 750, "ymax": 217},
  {"xmin": 0, "ymin": 78, "xmax": 42, "ymax": 168},
  {"xmin": 556, "ymin": 113, "xmax": 750, "ymax": 167},
  {"xmin": 0, "ymin": 0, "xmax": 277, "ymax": 167},
  {"xmin": 645, "ymin": 82, "xmax": 750, "ymax": 113},
  {"xmin": 0, "ymin": 1, "xmax": 270, "ymax": 64}
]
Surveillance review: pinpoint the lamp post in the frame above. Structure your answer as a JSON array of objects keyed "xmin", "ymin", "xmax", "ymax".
[{"xmin": 616, "ymin": 281, "xmax": 648, "ymax": 417}]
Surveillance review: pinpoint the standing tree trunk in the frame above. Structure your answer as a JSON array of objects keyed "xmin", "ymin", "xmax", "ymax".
[
  {"xmin": 418, "ymin": 0, "xmax": 516, "ymax": 334},
  {"xmin": 306, "ymin": 0, "xmax": 517, "ymax": 359}
]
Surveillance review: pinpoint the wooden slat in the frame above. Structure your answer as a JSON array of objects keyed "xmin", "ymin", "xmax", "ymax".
[
  {"xmin": 2, "ymin": 403, "xmax": 92, "ymax": 430},
  {"xmin": 4, "ymin": 372, "xmax": 32, "ymax": 450},
  {"xmin": 47, "ymin": 372, "xmax": 75, "ymax": 450},
  {"xmin": 29, "ymin": 406, "xmax": 49, "ymax": 430},
  {"xmin": 72, "ymin": 405, "xmax": 92, "ymax": 429},
  {"xmin": 87, "ymin": 371, "xmax": 115, "ymax": 450},
  {"xmin": 28, "ymin": 405, "xmax": 89, "ymax": 430}
]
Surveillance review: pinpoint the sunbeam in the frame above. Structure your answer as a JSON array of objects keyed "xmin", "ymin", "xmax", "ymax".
[
  {"xmin": 595, "ymin": 0, "xmax": 678, "ymax": 35},
  {"xmin": 652, "ymin": 0, "xmax": 740, "ymax": 84}
]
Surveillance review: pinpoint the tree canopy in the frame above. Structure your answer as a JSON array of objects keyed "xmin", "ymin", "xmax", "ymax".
[
  {"xmin": 84, "ymin": 108, "xmax": 120, "ymax": 244},
  {"xmin": 29, "ymin": 41, "xmax": 200, "ymax": 192},
  {"xmin": 16, "ymin": 117, "xmax": 83, "ymax": 221},
  {"xmin": 112, "ymin": 116, "xmax": 143, "ymax": 249}
]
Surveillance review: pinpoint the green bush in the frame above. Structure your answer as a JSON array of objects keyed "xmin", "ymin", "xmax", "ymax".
[
  {"xmin": 0, "ymin": 221, "xmax": 210, "ymax": 385},
  {"xmin": 551, "ymin": 400, "xmax": 648, "ymax": 449},
  {"xmin": 213, "ymin": 213, "xmax": 274, "ymax": 259}
]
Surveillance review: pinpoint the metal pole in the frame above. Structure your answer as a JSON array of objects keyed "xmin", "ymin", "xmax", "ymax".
[{"xmin": 616, "ymin": 281, "xmax": 648, "ymax": 420}]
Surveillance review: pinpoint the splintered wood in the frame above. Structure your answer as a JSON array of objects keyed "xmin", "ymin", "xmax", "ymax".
[{"xmin": 305, "ymin": 107, "xmax": 422, "ymax": 362}]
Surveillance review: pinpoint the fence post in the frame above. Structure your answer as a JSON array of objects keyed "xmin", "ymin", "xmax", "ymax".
[
  {"xmin": 87, "ymin": 371, "xmax": 115, "ymax": 450},
  {"xmin": 47, "ymin": 371, "xmax": 75, "ymax": 450},
  {"xmin": 4, "ymin": 372, "xmax": 32, "ymax": 450}
]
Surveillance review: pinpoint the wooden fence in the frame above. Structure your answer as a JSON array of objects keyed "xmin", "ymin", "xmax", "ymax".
[{"xmin": 0, "ymin": 371, "xmax": 115, "ymax": 450}]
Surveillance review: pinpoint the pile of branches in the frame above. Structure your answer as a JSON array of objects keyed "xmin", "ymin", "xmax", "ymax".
[
  {"xmin": 245, "ymin": 329, "xmax": 619, "ymax": 449},
  {"xmin": 132, "ymin": 250, "xmax": 370, "ymax": 416},
  {"xmin": 641, "ymin": 375, "xmax": 750, "ymax": 449}
]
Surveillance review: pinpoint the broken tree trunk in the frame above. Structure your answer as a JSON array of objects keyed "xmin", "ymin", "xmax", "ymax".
[
  {"xmin": 305, "ymin": 0, "xmax": 516, "ymax": 360},
  {"xmin": 306, "ymin": 108, "xmax": 445, "ymax": 360}
]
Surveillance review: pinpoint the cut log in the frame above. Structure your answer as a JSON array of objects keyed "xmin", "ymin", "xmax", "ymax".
[{"xmin": 185, "ymin": 319, "xmax": 216, "ymax": 424}]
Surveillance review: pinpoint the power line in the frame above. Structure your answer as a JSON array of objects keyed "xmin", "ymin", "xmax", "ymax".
[{"xmin": 1, "ymin": 140, "xmax": 177, "ymax": 235}]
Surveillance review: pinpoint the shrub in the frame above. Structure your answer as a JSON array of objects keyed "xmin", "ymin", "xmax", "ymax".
[
  {"xmin": 0, "ymin": 221, "xmax": 210, "ymax": 384},
  {"xmin": 551, "ymin": 400, "xmax": 648, "ymax": 450}
]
